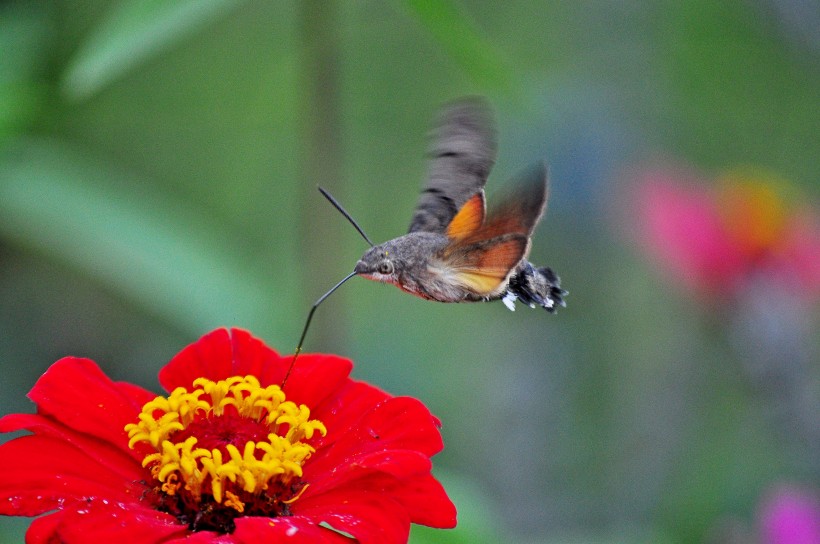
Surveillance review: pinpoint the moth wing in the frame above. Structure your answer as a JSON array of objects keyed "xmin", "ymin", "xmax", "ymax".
[
  {"xmin": 452, "ymin": 272, "xmax": 507, "ymax": 295},
  {"xmin": 408, "ymin": 97, "xmax": 497, "ymax": 234},
  {"xmin": 436, "ymin": 164, "xmax": 549, "ymax": 296},
  {"xmin": 459, "ymin": 162, "xmax": 549, "ymax": 245},
  {"xmin": 445, "ymin": 191, "xmax": 486, "ymax": 240},
  {"xmin": 438, "ymin": 235, "xmax": 529, "ymax": 296}
]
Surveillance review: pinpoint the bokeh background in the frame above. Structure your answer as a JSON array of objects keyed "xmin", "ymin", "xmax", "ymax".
[{"xmin": 0, "ymin": 1, "xmax": 817, "ymax": 542}]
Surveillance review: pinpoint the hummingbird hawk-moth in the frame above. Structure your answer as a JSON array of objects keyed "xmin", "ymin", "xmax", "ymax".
[
  {"xmin": 354, "ymin": 97, "xmax": 566, "ymax": 312},
  {"xmin": 283, "ymin": 97, "xmax": 566, "ymax": 386}
]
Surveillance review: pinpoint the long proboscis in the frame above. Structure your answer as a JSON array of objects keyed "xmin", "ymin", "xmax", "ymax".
[
  {"xmin": 281, "ymin": 271, "xmax": 357, "ymax": 389},
  {"xmin": 318, "ymin": 186, "xmax": 375, "ymax": 247}
]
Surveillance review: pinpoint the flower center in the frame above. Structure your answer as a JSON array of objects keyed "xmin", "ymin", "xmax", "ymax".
[{"xmin": 125, "ymin": 375, "xmax": 326, "ymax": 533}]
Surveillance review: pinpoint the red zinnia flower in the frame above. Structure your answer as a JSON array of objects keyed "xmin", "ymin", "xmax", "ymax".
[
  {"xmin": 0, "ymin": 328, "xmax": 456, "ymax": 543},
  {"xmin": 632, "ymin": 165, "xmax": 820, "ymax": 302}
]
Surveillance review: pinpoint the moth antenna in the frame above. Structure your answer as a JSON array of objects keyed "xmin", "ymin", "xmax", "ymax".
[
  {"xmin": 281, "ymin": 271, "xmax": 357, "ymax": 389},
  {"xmin": 318, "ymin": 186, "xmax": 375, "ymax": 247}
]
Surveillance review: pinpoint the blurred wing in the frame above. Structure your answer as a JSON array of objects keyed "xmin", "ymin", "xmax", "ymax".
[
  {"xmin": 459, "ymin": 162, "xmax": 549, "ymax": 245},
  {"xmin": 434, "ymin": 163, "xmax": 550, "ymax": 296},
  {"xmin": 436, "ymin": 235, "xmax": 529, "ymax": 296},
  {"xmin": 408, "ymin": 97, "xmax": 497, "ymax": 234}
]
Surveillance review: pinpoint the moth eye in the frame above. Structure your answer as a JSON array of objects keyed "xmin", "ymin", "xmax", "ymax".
[{"xmin": 378, "ymin": 261, "xmax": 394, "ymax": 275}]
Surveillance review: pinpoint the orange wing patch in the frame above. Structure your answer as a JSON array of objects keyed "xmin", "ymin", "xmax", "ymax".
[
  {"xmin": 445, "ymin": 192, "xmax": 486, "ymax": 240},
  {"xmin": 451, "ymin": 272, "xmax": 507, "ymax": 295},
  {"xmin": 446, "ymin": 235, "xmax": 528, "ymax": 296}
]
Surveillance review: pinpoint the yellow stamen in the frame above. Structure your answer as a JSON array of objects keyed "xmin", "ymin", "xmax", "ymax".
[
  {"xmin": 125, "ymin": 376, "xmax": 326, "ymax": 507},
  {"xmin": 282, "ymin": 483, "xmax": 310, "ymax": 504},
  {"xmin": 161, "ymin": 473, "xmax": 182, "ymax": 496},
  {"xmin": 224, "ymin": 491, "xmax": 245, "ymax": 513}
]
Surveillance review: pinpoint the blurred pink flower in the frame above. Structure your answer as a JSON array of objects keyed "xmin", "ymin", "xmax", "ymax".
[
  {"xmin": 758, "ymin": 484, "xmax": 820, "ymax": 544},
  {"xmin": 634, "ymin": 166, "xmax": 820, "ymax": 302}
]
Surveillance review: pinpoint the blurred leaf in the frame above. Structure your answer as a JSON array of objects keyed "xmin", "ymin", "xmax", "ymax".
[
  {"xmin": 0, "ymin": 516, "xmax": 28, "ymax": 543},
  {"xmin": 0, "ymin": 2, "xmax": 51, "ymax": 82},
  {"xmin": 657, "ymin": 385, "xmax": 786, "ymax": 543},
  {"xmin": 0, "ymin": 83, "xmax": 46, "ymax": 141},
  {"xmin": 0, "ymin": 138, "xmax": 279, "ymax": 336},
  {"xmin": 524, "ymin": 533, "xmax": 676, "ymax": 544},
  {"xmin": 401, "ymin": 0, "xmax": 514, "ymax": 95},
  {"xmin": 62, "ymin": 0, "xmax": 241, "ymax": 100},
  {"xmin": 659, "ymin": 0, "xmax": 820, "ymax": 183},
  {"xmin": 0, "ymin": 3, "xmax": 52, "ymax": 137}
]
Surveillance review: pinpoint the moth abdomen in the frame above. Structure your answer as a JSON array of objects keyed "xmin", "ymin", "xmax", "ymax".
[{"xmin": 506, "ymin": 261, "xmax": 568, "ymax": 313}]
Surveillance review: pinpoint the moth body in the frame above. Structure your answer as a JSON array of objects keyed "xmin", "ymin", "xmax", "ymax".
[{"xmin": 355, "ymin": 232, "xmax": 468, "ymax": 302}]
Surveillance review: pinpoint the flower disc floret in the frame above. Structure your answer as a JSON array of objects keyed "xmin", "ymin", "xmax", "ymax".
[{"xmin": 125, "ymin": 375, "xmax": 326, "ymax": 525}]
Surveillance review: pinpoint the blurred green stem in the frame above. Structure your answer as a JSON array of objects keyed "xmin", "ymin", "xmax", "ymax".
[{"xmin": 298, "ymin": 0, "xmax": 348, "ymax": 352}]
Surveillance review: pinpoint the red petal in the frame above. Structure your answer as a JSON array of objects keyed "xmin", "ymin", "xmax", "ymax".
[
  {"xmin": 51, "ymin": 499, "xmax": 185, "ymax": 544},
  {"xmin": 635, "ymin": 173, "xmax": 746, "ymax": 298},
  {"xmin": 382, "ymin": 473, "xmax": 457, "ymax": 528},
  {"xmin": 162, "ymin": 327, "xmax": 285, "ymax": 388},
  {"xmin": 26, "ymin": 512, "xmax": 63, "ymax": 544},
  {"xmin": 279, "ymin": 353, "xmax": 353, "ymax": 410},
  {"xmin": 780, "ymin": 211, "xmax": 820, "ymax": 298},
  {"xmin": 305, "ymin": 470, "xmax": 456, "ymax": 530},
  {"xmin": 232, "ymin": 516, "xmax": 351, "ymax": 543},
  {"xmin": 295, "ymin": 488, "xmax": 410, "ymax": 544},
  {"xmin": 0, "ymin": 435, "xmax": 147, "ymax": 516},
  {"xmin": 306, "ymin": 450, "xmax": 431, "ymax": 493},
  {"xmin": 158, "ymin": 328, "xmax": 286, "ymax": 389},
  {"xmin": 26, "ymin": 357, "xmax": 154, "ymax": 450},
  {"xmin": 351, "ymin": 449, "xmax": 432, "ymax": 478},
  {"xmin": 0, "ymin": 412, "xmax": 147, "ymax": 473},
  {"xmin": 310, "ymin": 381, "xmax": 390, "ymax": 450},
  {"xmin": 355, "ymin": 396, "xmax": 444, "ymax": 456},
  {"xmin": 306, "ymin": 396, "xmax": 443, "ymax": 479},
  {"xmin": 159, "ymin": 329, "xmax": 354, "ymax": 409},
  {"xmin": 160, "ymin": 329, "xmax": 249, "ymax": 390}
]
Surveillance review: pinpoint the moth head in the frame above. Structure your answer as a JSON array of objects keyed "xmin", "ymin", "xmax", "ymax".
[{"xmin": 355, "ymin": 245, "xmax": 399, "ymax": 283}]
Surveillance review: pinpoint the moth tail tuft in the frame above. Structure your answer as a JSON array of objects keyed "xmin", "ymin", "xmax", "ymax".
[{"xmin": 506, "ymin": 262, "xmax": 567, "ymax": 313}]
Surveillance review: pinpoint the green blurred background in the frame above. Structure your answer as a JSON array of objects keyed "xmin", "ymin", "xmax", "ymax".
[{"xmin": 0, "ymin": 1, "xmax": 817, "ymax": 542}]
